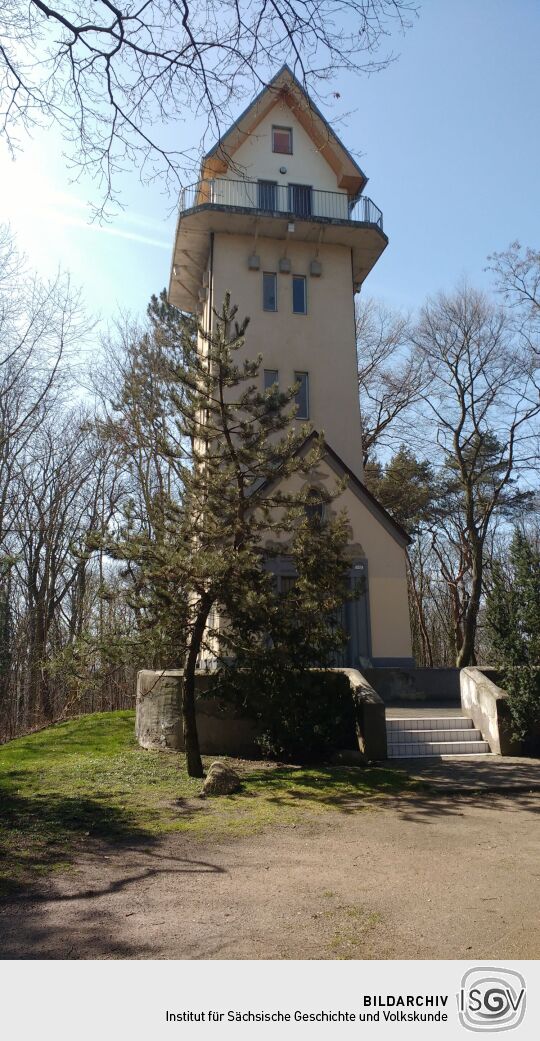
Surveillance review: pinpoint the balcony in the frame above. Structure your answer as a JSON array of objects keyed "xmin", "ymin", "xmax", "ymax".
[
  {"xmin": 170, "ymin": 177, "xmax": 388, "ymax": 311},
  {"xmin": 178, "ymin": 178, "xmax": 383, "ymax": 230}
]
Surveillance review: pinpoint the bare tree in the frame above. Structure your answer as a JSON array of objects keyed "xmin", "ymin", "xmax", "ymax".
[
  {"xmin": 355, "ymin": 297, "xmax": 424, "ymax": 465},
  {"xmin": 0, "ymin": 1, "xmax": 416, "ymax": 212},
  {"xmin": 488, "ymin": 241, "xmax": 540, "ymax": 357},
  {"xmin": 93, "ymin": 301, "xmax": 190, "ymax": 529},
  {"xmin": 12, "ymin": 414, "xmax": 99, "ymax": 720},
  {"xmin": 413, "ymin": 284, "xmax": 540, "ymax": 667},
  {"xmin": 0, "ymin": 225, "xmax": 87, "ymax": 453},
  {"xmin": 0, "ymin": 227, "xmax": 114, "ymax": 736}
]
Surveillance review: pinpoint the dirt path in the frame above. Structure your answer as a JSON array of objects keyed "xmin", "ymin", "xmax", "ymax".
[{"xmin": 1, "ymin": 787, "xmax": 539, "ymax": 960}]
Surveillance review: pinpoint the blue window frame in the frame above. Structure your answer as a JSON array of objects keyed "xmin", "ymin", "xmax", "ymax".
[
  {"xmin": 294, "ymin": 372, "xmax": 309, "ymax": 419},
  {"xmin": 292, "ymin": 275, "xmax": 307, "ymax": 314},
  {"xmin": 263, "ymin": 272, "xmax": 277, "ymax": 311}
]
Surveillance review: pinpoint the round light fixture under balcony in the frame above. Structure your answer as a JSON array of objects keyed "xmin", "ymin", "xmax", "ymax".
[{"xmin": 279, "ymin": 166, "xmax": 287, "ymax": 174}]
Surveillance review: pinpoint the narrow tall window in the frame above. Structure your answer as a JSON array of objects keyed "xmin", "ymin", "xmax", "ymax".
[
  {"xmin": 305, "ymin": 488, "xmax": 325, "ymax": 525},
  {"xmin": 264, "ymin": 369, "xmax": 279, "ymax": 390},
  {"xmin": 294, "ymin": 372, "xmax": 309, "ymax": 419},
  {"xmin": 288, "ymin": 184, "xmax": 312, "ymax": 217},
  {"xmin": 257, "ymin": 180, "xmax": 277, "ymax": 212},
  {"xmin": 272, "ymin": 126, "xmax": 293, "ymax": 154},
  {"xmin": 292, "ymin": 275, "xmax": 307, "ymax": 314},
  {"xmin": 263, "ymin": 272, "xmax": 277, "ymax": 311}
]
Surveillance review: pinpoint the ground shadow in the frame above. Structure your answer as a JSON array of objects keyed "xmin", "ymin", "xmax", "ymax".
[
  {"xmin": 236, "ymin": 764, "xmax": 416, "ymax": 814},
  {"xmin": 0, "ymin": 838, "xmax": 227, "ymax": 959},
  {"xmin": 0, "ymin": 785, "xmax": 161, "ymax": 898},
  {"xmin": 384, "ymin": 757, "xmax": 540, "ymax": 821},
  {"xmin": 385, "ymin": 786, "xmax": 540, "ymax": 823},
  {"xmin": 236, "ymin": 761, "xmax": 540, "ymax": 819}
]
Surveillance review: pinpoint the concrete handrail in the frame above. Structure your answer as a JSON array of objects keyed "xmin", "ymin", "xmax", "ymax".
[
  {"xmin": 331, "ymin": 668, "xmax": 387, "ymax": 761},
  {"xmin": 460, "ymin": 666, "xmax": 519, "ymax": 755}
]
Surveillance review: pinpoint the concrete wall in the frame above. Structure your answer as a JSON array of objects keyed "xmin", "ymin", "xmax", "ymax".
[
  {"xmin": 211, "ymin": 234, "xmax": 364, "ymax": 480},
  {"xmin": 136, "ymin": 670, "xmax": 261, "ymax": 758},
  {"xmin": 136, "ymin": 669, "xmax": 184, "ymax": 751},
  {"xmin": 365, "ymin": 667, "xmax": 460, "ymax": 704},
  {"xmin": 136, "ymin": 668, "xmax": 387, "ymax": 762}
]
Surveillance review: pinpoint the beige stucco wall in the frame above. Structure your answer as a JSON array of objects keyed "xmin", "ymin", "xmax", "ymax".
[
  {"xmin": 342, "ymin": 480, "xmax": 412, "ymax": 662},
  {"xmin": 267, "ymin": 460, "xmax": 412, "ymax": 662},
  {"xmin": 223, "ymin": 103, "xmax": 343, "ymax": 195},
  {"xmin": 211, "ymin": 233, "xmax": 364, "ymax": 480}
]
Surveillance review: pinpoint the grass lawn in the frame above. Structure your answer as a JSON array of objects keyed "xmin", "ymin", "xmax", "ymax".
[{"xmin": 0, "ymin": 710, "xmax": 416, "ymax": 895}]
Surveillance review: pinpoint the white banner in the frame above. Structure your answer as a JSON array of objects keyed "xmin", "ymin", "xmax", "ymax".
[{"xmin": 2, "ymin": 959, "xmax": 538, "ymax": 1041}]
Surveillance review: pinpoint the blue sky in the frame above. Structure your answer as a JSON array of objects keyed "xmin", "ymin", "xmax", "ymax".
[{"xmin": 1, "ymin": 0, "xmax": 539, "ymax": 328}]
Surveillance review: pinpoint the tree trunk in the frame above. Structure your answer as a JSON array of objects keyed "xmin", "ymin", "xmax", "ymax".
[
  {"xmin": 456, "ymin": 545, "xmax": 483, "ymax": 668},
  {"xmin": 181, "ymin": 596, "xmax": 212, "ymax": 777},
  {"xmin": 28, "ymin": 606, "xmax": 54, "ymax": 723},
  {"xmin": 456, "ymin": 608, "xmax": 478, "ymax": 668},
  {"xmin": 407, "ymin": 555, "xmax": 433, "ymax": 666}
]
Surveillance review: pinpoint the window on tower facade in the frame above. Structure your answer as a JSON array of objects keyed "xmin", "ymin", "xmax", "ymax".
[
  {"xmin": 294, "ymin": 372, "xmax": 309, "ymax": 419},
  {"xmin": 292, "ymin": 275, "xmax": 307, "ymax": 314},
  {"xmin": 272, "ymin": 126, "xmax": 293, "ymax": 154},
  {"xmin": 257, "ymin": 180, "xmax": 277, "ymax": 211},
  {"xmin": 263, "ymin": 369, "xmax": 279, "ymax": 390},
  {"xmin": 263, "ymin": 272, "xmax": 277, "ymax": 311},
  {"xmin": 288, "ymin": 184, "xmax": 312, "ymax": 217},
  {"xmin": 305, "ymin": 488, "xmax": 325, "ymax": 525}
]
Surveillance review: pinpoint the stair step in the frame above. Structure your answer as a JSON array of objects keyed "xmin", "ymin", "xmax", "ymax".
[
  {"xmin": 387, "ymin": 739, "xmax": 491, "ymax": 758},
  {"xmin": 388, "ymin": 728, "xmax": 483, "ymax": 742},
  {"xmin": 386, "ymin": 716, "xmax": 473, "ymax": 731}
]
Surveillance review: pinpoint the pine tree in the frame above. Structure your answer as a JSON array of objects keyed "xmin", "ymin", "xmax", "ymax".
[
  {"xmin": 100, "ymin": 293, "xmax": 352, "ymax": 776},
  {"xmin": 485, "ymin": 529, "xmax": 540, "ymax": 740},
  {"xmin": 215, "ymin": 494, "xmax": 353, "ymax": 759},
  {"xmin": 364, "ymin": 446, "xmax": 438, "ymax": 535}
]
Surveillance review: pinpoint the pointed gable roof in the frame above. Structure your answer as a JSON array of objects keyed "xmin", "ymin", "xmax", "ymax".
[
  {"xmin": 257, "ymin": 431, "xmax": 412, "ymax": 548},
  {"xmin": 201, "ymin": 65, "xmax": 367, "ymax": 199}
]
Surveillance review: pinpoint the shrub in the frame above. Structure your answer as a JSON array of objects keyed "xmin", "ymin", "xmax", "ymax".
[
  {"xmin": 217, "ymin": 669, "xmax": 357, "ymax": 763},
  {"xmin": 499, "ymin": 666, "xmax": 540, "ymax": 748}
]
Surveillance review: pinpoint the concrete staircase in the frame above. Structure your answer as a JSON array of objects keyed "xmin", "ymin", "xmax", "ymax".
[{"xmin": 386, "ymin": 714, "xmax": 491, "ymax": 758}]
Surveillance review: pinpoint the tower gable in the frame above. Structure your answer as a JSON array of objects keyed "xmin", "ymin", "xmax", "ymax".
[{"xmin": 202, "ymin": 65, "xmax": 367, "ymax": 198}]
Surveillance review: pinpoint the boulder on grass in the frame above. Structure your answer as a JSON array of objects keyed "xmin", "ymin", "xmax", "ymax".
[{"xmin": 202, "ymin": 761, "xmax": 241, "ymax": 796}]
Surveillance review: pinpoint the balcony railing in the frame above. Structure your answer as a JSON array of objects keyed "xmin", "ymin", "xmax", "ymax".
[{"xmin": 178, "ymin": 178, "xmax": 383, "ymax": 230}]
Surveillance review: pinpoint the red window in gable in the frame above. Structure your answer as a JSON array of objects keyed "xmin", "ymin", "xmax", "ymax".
[{"xmin": 272, "ymin": 126, "xmax": 293, "ymax": 154}]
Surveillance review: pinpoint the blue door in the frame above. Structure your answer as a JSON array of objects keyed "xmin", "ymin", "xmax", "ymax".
[
  {"xmin": 264, "ymin": 555, "xmax": 370, "ymax": 667},
  {"xmin": 332, "ymin": 561, "xmax": 370, "ymax": 667}
]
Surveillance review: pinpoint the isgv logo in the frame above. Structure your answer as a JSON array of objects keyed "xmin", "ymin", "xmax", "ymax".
[{"xmin": 458, "ymin": 967, "xmax": 526, "ymax": 1032}]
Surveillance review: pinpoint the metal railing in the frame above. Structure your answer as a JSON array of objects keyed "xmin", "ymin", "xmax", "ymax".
[{"xmin": 178, "ymin": 178, "xmax": 383, "ymax": 229}]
